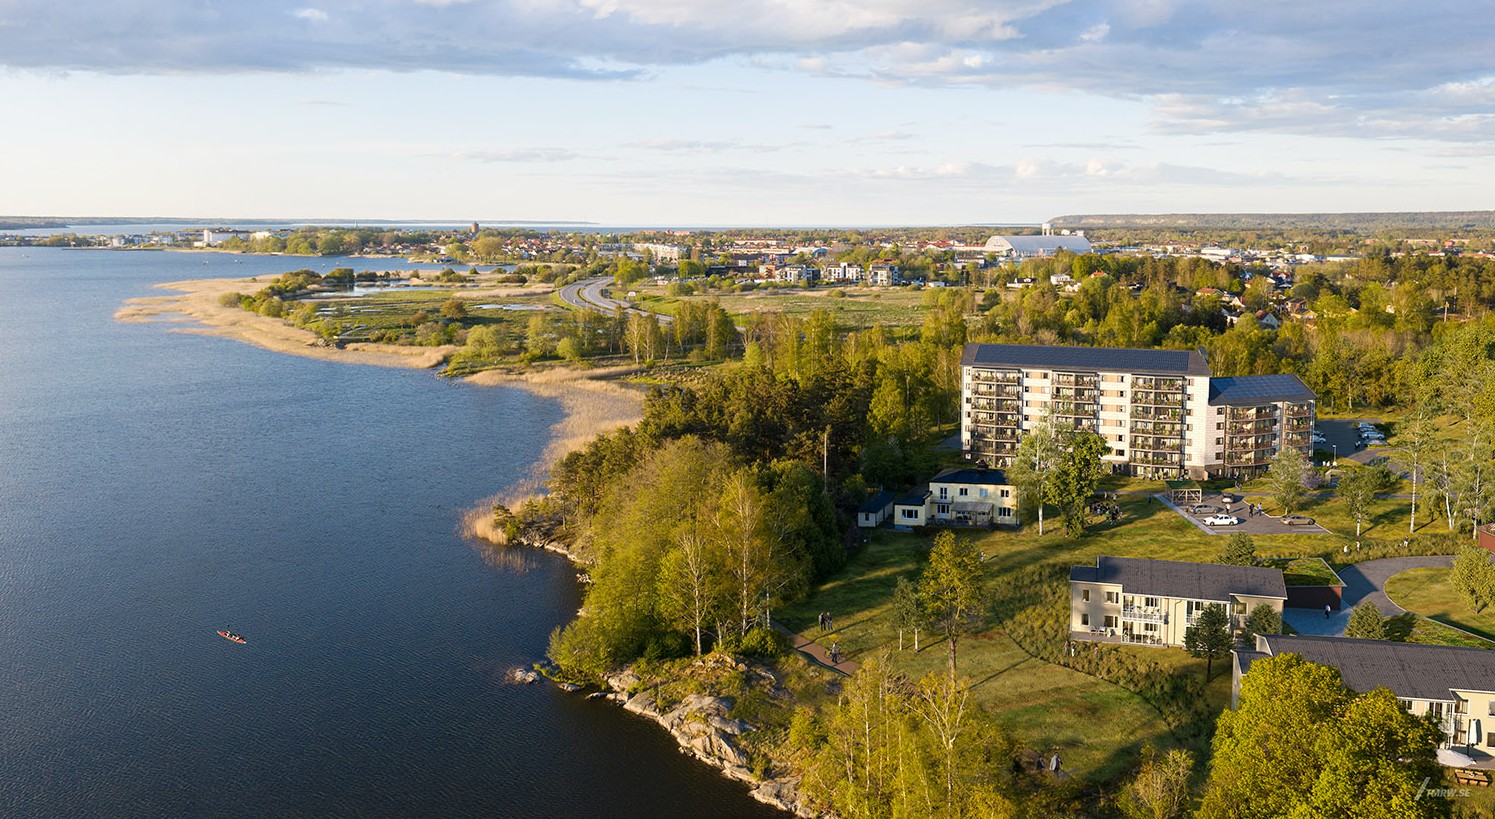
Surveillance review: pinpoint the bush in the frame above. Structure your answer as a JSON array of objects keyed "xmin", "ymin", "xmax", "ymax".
[{"xmin": 722, "ymin": 626, "xmax": 787, "ymax": 658}]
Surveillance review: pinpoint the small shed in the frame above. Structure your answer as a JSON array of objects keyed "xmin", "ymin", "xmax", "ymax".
[
  {"xmin": 1166, "ymin": 480, "xmax": 1202, "ymax": 506},
  {"xmin": 857, "ymin": 490, "xmax": 898, "ymax": 528}
]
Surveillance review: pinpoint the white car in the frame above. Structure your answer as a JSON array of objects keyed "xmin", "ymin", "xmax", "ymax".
[{"xmin": 1204, "ymin": 514, "xmax": 1242, "ymax": 526}]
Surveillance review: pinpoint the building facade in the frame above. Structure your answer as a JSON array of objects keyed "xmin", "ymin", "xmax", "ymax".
[
  {"xmin": 961, "ymin": 343, "xmax": 1315, "ymax": 479},
  {"xmin": 1234, "ymin": 634, "xmax": 1495, "ymax": 766},
  {"xmin": 1070, "ymin": 556, "xmax": 1287, "ymax": 647},
  {"xmin": 889, "ymin": 468, "xmax": 1017, "ymax": 529}
]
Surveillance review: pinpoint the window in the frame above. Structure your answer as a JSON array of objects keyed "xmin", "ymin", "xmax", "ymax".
[
  {"xmin": 1489, "ymin": 701, "xmax": 1495, "ymax": 717},
  {"xmin": 1216, "ymin": 422, "xmax": 1224, "ymax": 430},
  {"xmin": 979, "ymin": 488, "xmax": 988, "ymax": 498},
  {"xmin": 997, "ymin": 507, "xmax": 1012, "ymax": 518},
  {"xmin": 901, "ymin": 509, "xmax": 918, "ymax": 519},
  {"xmin": 1103, "ymin": 615, "xmax": 1118, "ymax": 629},
  {"xmin": 936, "ymin": 504, "xmax": 949, "ymax": 515},
  {"xmin": 1105, "ymin": 591, "xmax": 1119, "ymax": 604},
  {"xmin": 958, "ymin": 487, "xmax": 968, "ymax": 497},
  {"xmin": 1080, "ymin": 613, "xmax": 1090, "ymax": 626},
  {"xmin": 1144, "ymin": 597, "xmax": 1159, "ymax": 608},
  {"xmin": 1000, "ymin": 489, "xmax": 1011, "ymax": 498},
  {"xmin": 1216, "ymin": 437, "xmax": 1223, "ymax": 445},
  {"xmin": 1144, "ymin": 623, "xmax": 1158, "ymax": 632},
  {"xmin": 1082, "ymin": 589, "xmax": 1090, "ymax": 602},
  {"xmin": 939, "ymin": 487, "xmax": 948, "ymax": 499}
]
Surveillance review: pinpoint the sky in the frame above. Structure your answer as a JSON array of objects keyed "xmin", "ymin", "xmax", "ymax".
[{"xmin": 1, "ymin": 0, "xmax": 1491, "ymax": 226}]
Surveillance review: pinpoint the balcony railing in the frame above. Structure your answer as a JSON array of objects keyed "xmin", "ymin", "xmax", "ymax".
[
  {"xmin": 1227, "ymin": 420, "xmax": 1275, "ymax": 434},
  {"xmin": 1227, "ymin": 406, "xmax": 1275, "ymax": 421},
  {"xmin": 1133, "ymin": 453, "xmax": 1183, "ymax": 466},
  {"xmin": 1133, "ymin": 376, "xmax": 1184, "ymax": 391},
  {"xmin": 1130, "ymin": 420, "xmax": 1183, "ymax": 435},
  {"xmin": 1131, "ymin": 407, "xmax": 1182, "ymax": 421},
  {"xmin": 1122, "ymin": 607, "xmax": 1167, "ymax": 623},
  {"xmin": 1226, "ymin": 453, "xmax": 1273, "ymax": 466},
  {"xmin": 1284, "ymin": 403, "xmax": 1313, "ymax": 418},
  {"xmin": 1228, "ymin": 435, "xmax": 1277, "ymax": 451},
  {"xmin": 1053, "ymin": 372, "xmax": 1099, "ymax": 387},
  {"xmin": 1131, "ymin": 437, "xmax": 1184, "ymax": 453},
  {"xmin": 970, "ymin": 369, "xmax": 1021, "ymax": 384}
]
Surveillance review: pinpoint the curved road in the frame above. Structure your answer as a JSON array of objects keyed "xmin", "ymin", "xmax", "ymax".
[
  {"xmin": 1281, "ymin": 555, "xmax": 1454, "ymax": 636},
  {"xmin": 557, "ymin": 276, "xmax": 673, "ymax": 325}
]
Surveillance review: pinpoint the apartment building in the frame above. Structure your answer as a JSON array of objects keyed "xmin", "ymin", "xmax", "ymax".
[
  {"xmin": 1070, "ymin": 556, "xmax": 1286, "ymax": 647},
  {"xmin": 1234, "ymin": 634, "xmax": 1495, "ymax": 766},
  {"xmin": 960, "ymin": 343, "xmax": 1315, "ymax": 479}
]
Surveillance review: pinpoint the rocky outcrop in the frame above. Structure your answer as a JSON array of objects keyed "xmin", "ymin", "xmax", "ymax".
[{"xmin": 601, "ymin": 664, "xmax": 818, "ymax": 818}]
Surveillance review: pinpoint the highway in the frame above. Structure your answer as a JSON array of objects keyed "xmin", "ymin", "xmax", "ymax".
[{"xmin": 557, "ymin": 276, "xmax": 673, "ymax": 324}]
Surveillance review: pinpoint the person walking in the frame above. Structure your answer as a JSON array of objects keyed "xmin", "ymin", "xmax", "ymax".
[{"xmin": 1324, "ymin": 604, "xmax": 1332, "ymax": 619}]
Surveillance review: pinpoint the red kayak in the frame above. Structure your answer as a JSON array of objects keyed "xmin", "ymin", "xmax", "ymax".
[{"xmin": 217, "ymin": 630, "xmax": 247, "ymax": 644}]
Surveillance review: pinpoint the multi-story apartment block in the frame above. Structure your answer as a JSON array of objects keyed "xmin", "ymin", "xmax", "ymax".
[
  {"xmin": 960, "ymin": 343, "xmax": 1315, "ymax": 479},
  {"xmin": 1234, "ymin": 634, "xmax": 1495, "ymax": 766},
  {"xmin": 1070, "ymin": 556, "xmax": 1287, "ymax": 647}
]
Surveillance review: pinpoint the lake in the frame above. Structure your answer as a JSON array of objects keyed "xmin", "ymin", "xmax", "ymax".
[{"xmin": 0, "ymin": 248, "xmax": 784, "ymax": 817}]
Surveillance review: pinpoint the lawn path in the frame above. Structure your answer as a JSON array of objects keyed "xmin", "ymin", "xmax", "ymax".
[{"xmin": 773, "ymin": 620, "xmax": 861, "ymax": 676}]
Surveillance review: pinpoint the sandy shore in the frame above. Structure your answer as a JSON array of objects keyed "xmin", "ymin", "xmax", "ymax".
[
  {"xmin": 117, "ymin": 276, "xmax": 645, "ymax": 542},
  {"xmin": 116, "ymin": 276, "xmax": 459, "ymax": 368}
]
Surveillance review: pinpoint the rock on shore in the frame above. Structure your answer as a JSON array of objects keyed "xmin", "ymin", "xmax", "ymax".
[{"xmin": 602, "ymin": 665, "xmax": 817, "ymax": 818}]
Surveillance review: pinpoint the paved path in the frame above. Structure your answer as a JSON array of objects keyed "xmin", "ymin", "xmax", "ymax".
[
  {"xmin": 1282, "ymin": 555, "xmax": 1453, "ymax": 636},
  {"xmin": 773, "ymin": 620, "xmax": 860, "ymax": 676}
]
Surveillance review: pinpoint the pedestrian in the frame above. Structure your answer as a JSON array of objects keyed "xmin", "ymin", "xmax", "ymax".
[
  {"xmin": 827, "ymin": 614, "xmax": 834, "ymax": 631},
  {"xmin": 1324, "ymin": 604, "xmax": 1331, "ymax": 619},
  {"xmin": 830, "ymin": 642, "xmax": 840, "ymax": 664}
]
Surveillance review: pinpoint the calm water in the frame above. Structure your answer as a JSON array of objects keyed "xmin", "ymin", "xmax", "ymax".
[{"xmin": 0, "ymin": 248, "xmax": 783, "ymax": 817}]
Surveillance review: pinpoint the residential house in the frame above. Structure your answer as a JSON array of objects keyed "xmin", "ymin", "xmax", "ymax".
[
  {"xmin": 889, "ymin": 468, "xmax": 1017, "ymax": 529},
  {"xmin": 1069, "ymin": 556, "xmax": 1287, "ymax": 647},
  {"xmin": 1234, "ymin": 634, "xmax": 1495, "ymax": 767}
]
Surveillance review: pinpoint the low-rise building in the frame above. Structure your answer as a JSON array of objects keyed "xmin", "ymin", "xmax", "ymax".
[
  {"xmin": 856, "ymin": 490, "xmax": 898, "ymax": 528},
  {"xmin": 889, "ymin": 468, "xmax": 1017, "ymax": 529},
  {"xmin": 867, "ymin": 261, "xmax": 901, "ymax": 287},
  {"xmin": 1069, "ymin": 556, "xmax": 1286, "ymax": 647},
  {"xmin": 1234, "ymin": 634, "xmax": 1495, "ymax": 766}
]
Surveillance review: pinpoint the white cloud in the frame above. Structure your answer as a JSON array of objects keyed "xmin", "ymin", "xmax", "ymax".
[
  {"xmin": 292, "ymin": 8, "xmax": 329, "ymax": 22},
  {"xmin": 451, "ymin": 148, "xmax": 581, "ymax": 162}
]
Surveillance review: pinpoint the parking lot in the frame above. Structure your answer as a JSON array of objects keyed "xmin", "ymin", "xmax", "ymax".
[
  {"xmin": 1316, "ymin": 418, "xmax": 1390, "ymax": 467},
  {"xmin": 1166, "ymin": 493, "xmax": 1331, "ymax": 535}
]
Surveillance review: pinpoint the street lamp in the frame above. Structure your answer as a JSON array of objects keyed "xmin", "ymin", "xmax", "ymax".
[{"xmin": 1332, "ymin": 443, "xmax": 1337, "ymax": 467}]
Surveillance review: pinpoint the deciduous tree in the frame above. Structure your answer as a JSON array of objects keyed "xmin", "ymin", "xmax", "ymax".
[
  {"xmin": 1265, "ymin": 445, "xmax": 1311, "ymax": 513},
  {"xmin": 919, "ymin": 531, "xmax": 984, "ymax": 682}
]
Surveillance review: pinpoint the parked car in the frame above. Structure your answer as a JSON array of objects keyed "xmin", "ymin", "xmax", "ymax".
[
  {"xmin": 1281, "ymin": 514, "xmax": 1315, "ymax": 526},
  {"xmin": 1187, "ymin": 504, "xmax": 1222, "ymax": 515},
  {"xmin": 1204, "ymin": 514, "xmax": 1242, "ymax": 526},
  {"xmin": 1367, "ymin": 438, "xmax": 1388, "ymax": 447},
  {"xmin": 1219, "ymin": 494, "xmax": 1240, "ymax": 504}
]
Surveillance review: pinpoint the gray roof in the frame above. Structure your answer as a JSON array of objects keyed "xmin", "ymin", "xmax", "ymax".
[
  {"xmin": 858, "ymin": 490, "xmax": 898, "ymax": 514},
  {"xmin": 895, "ymin": 485, "xmax": 929, "ymax": 506},
  {"xmin": 1208, "ymin": 374, "xmax": 1317, "ymax": 405},
  {"xmin": 1257, "ymin": 635, "xmax": 1495, "ymax": 701},
  {"xmin": 931, "ymin": 467, "xmax": 1009, "ymax": 486},
  {"xmin": 962, "ymin": 343, "xmax": 1211, "ymax": 377},
  {"xmin": 1069, "ymin": 556, "xmax": 1287, "ymax": 601},
  {"xmin": 985, "ymin": 234, "xmax": 1094, "ymax": 255}
]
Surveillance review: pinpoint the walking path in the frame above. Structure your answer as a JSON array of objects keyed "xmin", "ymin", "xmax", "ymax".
[
  {"xmin": 1281, "ymin": 555, "xmax": 1453, "ymax": 636},
  {"xmin": 772, "ymin": 620, "xmax": 860, "ymax": 676}
]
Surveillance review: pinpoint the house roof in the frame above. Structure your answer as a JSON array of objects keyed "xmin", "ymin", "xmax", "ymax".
[
  {"xmin": 931, "ymin": 467, "xmax": 1009, "ymax": 486},
  {"xmin": 1069, "ymin": 556, "xmax": 1287, "ymax": 601},
  {"xmin": 1207, "ymin": 374, "xmax": 1316, "ymax": 405},
  {"xmin": 858, "ymin": 490, "xmax": 898, "ymax": 514},
  {"xmin": 1256, "ymin": 635, "xmax": 1495, "ymax": 701},
  {"xmin": 961, "ymin": 343, "xmax": 1212, "ymax": 377},
  {"xmin": 895, "ymin": 485, "xmax": 929, "ymax": 506}
]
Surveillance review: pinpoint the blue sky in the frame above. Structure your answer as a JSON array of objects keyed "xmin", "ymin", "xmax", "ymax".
[{"xmin": 2, "ymin": 0, "xmax": 1491, "ymax": 225}]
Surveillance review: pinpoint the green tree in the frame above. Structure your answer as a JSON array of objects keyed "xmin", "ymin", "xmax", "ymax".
[
  {"xmin": 440, "ymin": 298, "xmax": 468, "ymax": 320},
  {"xmin": 1397, "ymin": 411, "xmax": 1440, "ymax": 534},
  {"xmin": 1220, "ymin": 533, "xmax": 1256, "ymax": 566},
  {"xmin": 1344, "ymin": 600, "xmax": 1386, "ymax": 640},
  {"xmin": 556, "ymin": 336, "xmax": 583, "ymax": 362},
  {"xmin": 1183, "ymin": 603, "xmax": 1232, "ymax": 681},
  {"xmin": 1119, "ymin": 746, "xmax": 1195, "ymax": 819},
  {"xmin": 1265, "ymin": 445, "xmax": 1311, "ymax": 513},
  {"xmin": 891, "ymin": 576, "xmax": 922, "ymax": 651},
  {"xmin": 1337, "ymin": 464, "xmax": 1379, "ymax": 537},
  {"xmin": 920, "ymin": 530, "xmax": 985, "ymax": 682},
  {"xmin": 1049, "ymin": 427, "xmax": 1111, "ymax": 537},
  {"xmin": 1007, "ymin": 421, "xmax": 1061, "ymax": 534},
  {"xmin": 1299, "ymin": 687, "xmax": 1447, "ymax": 819},
  {"xmin": 1199, "ymin": 654, "xmax": 1352, "ymax": 819},
  {"xmin": 1240, "ymin": 603, "xmax": 1281, "ymax": 646},
  {"xmin": 656, "ymin": 526, "xmax": 728, "ymax": 655},
  {"xmin": 1451, "ymin": 544, "xmax": 1495, "ymax": 614}
]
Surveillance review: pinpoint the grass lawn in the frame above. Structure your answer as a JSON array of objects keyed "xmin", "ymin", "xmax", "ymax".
[
  {"xmin": 1263, "ymin": 557, "xmax": 1342, "ymax": 586},
  {"xmin": 632, "ymin": 284, "xmax": 934, "ymax": 328},
  {"xmin": 1384, "ymin": 567, "xmax": 1495, "ymax": 643},
  {"xmin": 779, "ymin": 515, "xmax": 1244, "ymax": 783}
]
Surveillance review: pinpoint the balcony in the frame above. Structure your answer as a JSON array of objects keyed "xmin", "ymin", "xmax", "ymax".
[
  {"xmin": 1226, "ymin": 452, "xmax": 1274, "ymax": 467},
  {"xmin": 1284, "ymin": 403, "xmax": 1313, "ymax": 418},
  {"xmin": 970, "ymin": 369, "xmax": 1021, "ymax": 385},
  {"xmin": 971, "ymin": 384, "xmax": 1021, "ymax": 398},
  {"xmin": 1122, "ymin": 607, "xmax": 1167, "ymax": 624},
  {"xmin": 1227, "ymin": 406, "xmax": 1275, "ymax": 421},
  {"xmin": 1052, "ymin": 387, "xmax": 1098, "ymax": 400},
  {"xmin": 970, "ymin": 397, "xmax": 1021, "ymax": 412},
  {"xmin": 1133, "ymin": 453, "xmax": 1183, "ymax": 466},
  {"xmin": 1131, "ymin": 407, "xmax": 1182, "ymax": 421},
  {"xmin": 1133, "ymin": 376, "xmax": 1184, "ymax": 391},
  {"xmin": 1228, "ymin": 435, "xmax": 1278, "ymax": 451},
  {"xmin": 1053, "ymin": 372, "xmax": 1099, "ymax": 388},
  {"xmin": 1130, "ymin": 420, "xmax": 1183, "ymax": 435},
  {"xmin": 1227, "ymin": 420, "xmax": 1275, "ymax": 435},
  {"xmin": 1131, "ymin": 437, "xmax": 1183, "ymax": 453},
  {"xmin": 1132, "ymin": 391, "xmax": 1185, "ymax": 407}
]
